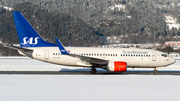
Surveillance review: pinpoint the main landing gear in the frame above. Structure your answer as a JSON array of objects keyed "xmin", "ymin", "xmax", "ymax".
[
  {"xmin": 91, "ymin": 67, "xmax": 96, "ymax": 74},
  {"xmin": 153, "ymin": 68, "xmax": 158, "ymax": 74}
]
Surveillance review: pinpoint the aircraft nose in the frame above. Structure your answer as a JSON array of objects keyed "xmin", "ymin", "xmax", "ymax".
[{"xmin": 170, "ymin": 58, "xmax": 176, "ymax": 64}]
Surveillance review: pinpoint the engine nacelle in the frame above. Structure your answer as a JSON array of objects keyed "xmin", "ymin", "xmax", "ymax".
[{"xmin": 107, "ymin": 61, "xmax": 127, "ymax": 72}]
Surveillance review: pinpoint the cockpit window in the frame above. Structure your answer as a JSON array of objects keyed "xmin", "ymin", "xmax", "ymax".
[{"xmin": 162, "ymin": 54, "xmax": 168, "ymax": 57}]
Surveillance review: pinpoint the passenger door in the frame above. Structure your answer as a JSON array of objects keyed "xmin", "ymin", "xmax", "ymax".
[{"xmin": 152, "ymin": 52, "xmax": 156, "ymax": 61}]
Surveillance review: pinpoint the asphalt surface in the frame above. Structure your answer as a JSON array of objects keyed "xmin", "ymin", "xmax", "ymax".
[{"xmin": 1, "ymin": 70, "xmax": 180, "ymax": 75}]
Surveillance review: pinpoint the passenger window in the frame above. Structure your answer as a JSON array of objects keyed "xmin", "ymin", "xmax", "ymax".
[
  {"xmin": 149, "ymin": 55, "xmax": 150, "ymax": 57},
  {"xmin": 56, "ymin": 53, "xmax": 57, "ymax": 55},
  {"xmin": 116, "ymin": 54, "xmax": 117, "ymax": 56},
  {"xmin": 121, "ymin": 54, "xmax": 122, "ymax": 56},
  {"xmin": 94, "ymin": 54, "xmax": 96, "ymax": 56},
  {"xmin": 123, "ymin": 54, "xmax": 125, "ymax": 56},
  {"xmin": 108, "ymin": 54, "xmax": 110, "ymax": 56},
  {"xmin": 89, "ymin": 54, "xmax": 91, "ymax": 56},
  {"xmin": 92, "ymin": 54, "xmax": 93, "ymax": 56},
  {"xmin": 58, "ymin": 53, "xmax": 60, "ymax": 55},
  {"xmin": 97, "ymin": 54, "xmax": 99, "ymax": 56},
  {"xmin": 100, "ymin": 54, "xmax": 102, "ymax": 56},
  {"xmin": 53, "ymin": 53, "xmax": 55, "ymax": 55}
]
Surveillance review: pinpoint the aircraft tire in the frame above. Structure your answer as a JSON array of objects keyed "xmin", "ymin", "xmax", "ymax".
[
  {"xmin": 153, "ymin": 69, "xmax": 157, "ymax": 74},
  {"xmin": 91, "ymin": 68, "xmax": 96, "ymax": 74}
]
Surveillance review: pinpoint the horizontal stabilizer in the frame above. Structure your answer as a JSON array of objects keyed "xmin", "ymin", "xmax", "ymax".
[{"xmin": 4, "ymin": 45, "xmax": 33, "ymax": 51}]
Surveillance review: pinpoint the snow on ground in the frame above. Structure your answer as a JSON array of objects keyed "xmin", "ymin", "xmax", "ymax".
[
  {"xmin": 0, "ymin": 56, "xmax": 179, "ymax": 71},
  {"xmin": 0, "ymin": 57, "xmax": 79, "ymax": 71},
  {"xmin": 0, "ymin": 75, "xmax": 180, "ymax": 101},
  {"xmin": 0, "ymin": 57, "xmax": 180, "ymax": 101}
]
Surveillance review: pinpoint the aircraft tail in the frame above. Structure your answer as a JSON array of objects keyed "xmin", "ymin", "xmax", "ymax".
[{"xmin": 12, "ymin": 11, "xmax": 57, "ymax": 47}]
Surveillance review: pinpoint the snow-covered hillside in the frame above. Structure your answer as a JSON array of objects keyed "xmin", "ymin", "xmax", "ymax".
[
  {"xmin": 108, "ymin": 4, "xmax": 126, "ymax": 12},
  {"xmin": 0, "ymin": 6, "xmax": 13, "ymax": 11},
  {"xmin": 165, "ymin": 15, "xmax": 180, "ymax": 29}
]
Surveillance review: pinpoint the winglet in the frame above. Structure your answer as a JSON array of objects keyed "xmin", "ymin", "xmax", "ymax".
[
  {"xmin": 55, "ymin": 38, "xmax": 69, "ymax": 55},
  {"xmin": 69, "ymin": 44, "xmax": 71, "ymax": 47}
]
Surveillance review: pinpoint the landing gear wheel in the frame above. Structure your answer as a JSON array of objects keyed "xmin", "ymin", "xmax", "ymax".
[
  {"xmin": 153, "ymin": 68, "xmax": 158, "ymax": 74},
  {"xmin": 91, "ymin": 68, "xmax": 96, "ymax": 74}
]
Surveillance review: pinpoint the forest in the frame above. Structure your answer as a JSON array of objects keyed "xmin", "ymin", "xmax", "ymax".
[{"xmin": 0, "ymin": 0, "xmax": 180, "ymax": 55}]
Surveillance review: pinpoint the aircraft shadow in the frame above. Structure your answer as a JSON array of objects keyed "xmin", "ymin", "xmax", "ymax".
[
  {"xmin": 0, "ymin": 69, "xmax": 180, "ymax": 75},
  {"xmin": 59, "ymin": 69, "xmax": 180, "ymax": 75}
]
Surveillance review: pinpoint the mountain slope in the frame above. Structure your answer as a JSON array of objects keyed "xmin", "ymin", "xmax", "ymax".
[{"xmin": 0, "ymin": 2, "xmax": 103, "ymax": 47}]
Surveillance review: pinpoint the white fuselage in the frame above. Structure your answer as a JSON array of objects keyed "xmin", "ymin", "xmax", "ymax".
[{"xmin": 19, "ymin": 47, "xmax": 175, "ymax": 69}]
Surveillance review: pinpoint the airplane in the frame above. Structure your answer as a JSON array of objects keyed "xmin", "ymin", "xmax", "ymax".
[{"xmin": 6, "ymin": 11, "xmax": 176, "ymax": 74}]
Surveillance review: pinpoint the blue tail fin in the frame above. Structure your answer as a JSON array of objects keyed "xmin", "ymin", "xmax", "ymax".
[{"xmin": 12, "ymin": 11, "xmax": 57, "ymax": 47}]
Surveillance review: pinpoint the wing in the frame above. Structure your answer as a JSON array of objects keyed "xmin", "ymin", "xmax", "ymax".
[{"xmin": 55, "ymin": 38, "xmax": 108, "ymax": 66}]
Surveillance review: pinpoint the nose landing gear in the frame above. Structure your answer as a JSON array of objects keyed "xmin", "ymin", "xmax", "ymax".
[{"xmin": 91, "ymin": 67, "xmax": 96, "ymax": 74}]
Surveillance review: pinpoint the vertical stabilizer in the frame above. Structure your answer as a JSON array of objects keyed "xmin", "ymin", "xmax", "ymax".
[{"xmin": 12, "ymin": 11, "xmax": 57, "ymax": 47}]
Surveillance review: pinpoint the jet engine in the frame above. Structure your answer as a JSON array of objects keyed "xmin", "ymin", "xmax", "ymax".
[{"xmin": 107, "ymin": 61, "xmax": 127, "ymax": 72}]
